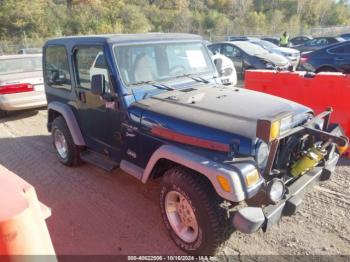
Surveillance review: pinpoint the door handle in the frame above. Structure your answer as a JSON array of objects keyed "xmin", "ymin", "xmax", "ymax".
[{"xmin": 335, "ymin": 57, "xmax": 345, "ymax": 61}]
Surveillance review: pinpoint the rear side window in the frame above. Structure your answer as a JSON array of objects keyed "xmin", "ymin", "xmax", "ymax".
[{"xmin": 45, "ymin": 45, "xmax": 72, "ymax": 90}]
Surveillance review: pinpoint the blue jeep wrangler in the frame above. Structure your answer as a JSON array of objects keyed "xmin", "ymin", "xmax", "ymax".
[{"xmin": 43, "ymin": 33, "xmax": 348, "ymax": 255}]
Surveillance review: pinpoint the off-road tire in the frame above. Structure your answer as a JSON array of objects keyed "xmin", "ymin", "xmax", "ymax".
[
  {"xmin": 51, "ymin": 116, "xmax": 80, "ymax": 166},
  {"xmin": 160, "ymin": 166, "xmax": 233, "ymax": 255}
]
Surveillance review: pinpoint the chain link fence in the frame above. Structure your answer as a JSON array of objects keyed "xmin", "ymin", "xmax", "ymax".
[
  {"xmin": 1, "ymin": 25, "xmax": 349, "ymax": 54},
  {"xmin": 0, "ymin": 38, "xmax": 46, "ymax": 55},
  {"xmin": 209, "ymin": 25, "xmax": 350, "ymax": 43},
  {"xmin": 309, "ymin": 25, "xmax": 350, "ymax": 37}
]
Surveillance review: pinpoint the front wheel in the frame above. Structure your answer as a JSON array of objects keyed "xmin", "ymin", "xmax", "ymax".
[
  {"xmin": 160, "ymin": 167, "xmax": 233, "ymax": 255},
  {"xmin": 51, "ymin": 116, "xmax": 81, "ymax": 166}
]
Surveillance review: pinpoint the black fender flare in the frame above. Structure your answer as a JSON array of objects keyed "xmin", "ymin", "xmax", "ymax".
[{"xmin": 48, "ymin": 101, "xmax": 86, "ymax": 146}]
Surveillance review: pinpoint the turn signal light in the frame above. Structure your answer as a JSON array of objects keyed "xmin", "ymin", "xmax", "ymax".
[
  {"xmin": 337, "ymin": 144, "xmax": 348, "ymax": 155},
  {"xmin": 217, "ymin": 176, "xmax": 231, "ymax": 192},
  {"xmin": 270, "ymin": 120, "xmax": 280, "ymax": 141}
]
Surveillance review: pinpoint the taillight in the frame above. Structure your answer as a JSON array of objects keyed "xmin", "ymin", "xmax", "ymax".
[
  {"xmin": 0, "ymin": 83, "xmax": 34, "ymax": 95},
  {"xmin": 300, "ymin": 55, "xmax": 309, "ymax": 64}
]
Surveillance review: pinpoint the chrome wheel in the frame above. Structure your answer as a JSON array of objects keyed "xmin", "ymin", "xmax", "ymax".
[
  {"xmin": 165, "ymin": 190, "xmax": 199, "ymax": 243},
  {"xmin": 54, "ymin": 129, "xmax": 68, "ymax": 159}
]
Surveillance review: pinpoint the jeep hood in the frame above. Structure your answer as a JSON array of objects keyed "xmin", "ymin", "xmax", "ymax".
[{"xmin": 133, "ymin": 85, "xmax": 310, "ymax": 155}]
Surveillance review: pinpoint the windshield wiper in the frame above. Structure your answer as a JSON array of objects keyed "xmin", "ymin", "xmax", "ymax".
[
  {"xmin": 174, "ymin": 73, "xmax": 210, "ymax": 84},
  {"xmin": 129, "ymin": 80, "xmax": 175, "ymax": 100},
  {"xmin": 129, "ymin": 80, "xmax": 174, "ymax": 91}
]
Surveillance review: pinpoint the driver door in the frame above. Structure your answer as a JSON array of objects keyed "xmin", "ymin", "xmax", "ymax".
[{"xmin": 73, "ymin": 45, "xmax": 122, "ymax": 161}]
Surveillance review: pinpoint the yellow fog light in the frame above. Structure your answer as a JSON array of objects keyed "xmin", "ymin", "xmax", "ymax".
[
  {"xmin": 245, "ymin": 169, "xmax": 260, "ymax": 187},
  {"xmin": 270, "ymin": 120, "xmax": 280, "ymax": 141},
  {"xmin": 217, "ymin": 176, "xmax": 231, "ymax": 192}
]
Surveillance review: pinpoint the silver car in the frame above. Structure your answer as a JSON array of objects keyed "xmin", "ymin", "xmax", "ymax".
[
  {"xmin": 250, "ymin": 39, "xmax": 300, "ymax": 69},
  {"xmin": 0, "ymin": 54, "xmax": 47, "ymax": 117}
]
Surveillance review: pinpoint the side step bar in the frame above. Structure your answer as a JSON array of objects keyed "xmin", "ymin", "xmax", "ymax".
[{"xmin": 80, "ymin": 150, "xmax": 119, "ymax": 172}]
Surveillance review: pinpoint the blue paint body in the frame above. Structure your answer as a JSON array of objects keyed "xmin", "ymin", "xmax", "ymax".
[{"xmin": 44, "ymin": 34, "xmax": 310, "ymax": 170}]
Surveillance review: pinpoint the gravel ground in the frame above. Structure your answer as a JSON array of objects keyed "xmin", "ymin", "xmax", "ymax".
[{"xmin": 0, "ymin": 109, "xmax": 349, "ymax": 257}]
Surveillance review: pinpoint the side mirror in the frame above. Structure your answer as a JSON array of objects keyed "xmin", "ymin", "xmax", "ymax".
[
  {"xmin": 213, "ymin": 55, "xmax": 237, "ymax": 86},
  {"xmin": 91, "ymin": 74, "xmax": 105, "ymax": 95},
  {"xmin": 214, "ymin": 57, "xmax": 234, "ymax": 77},
  {"xmin": 214, "ymin": 57, "xmax": 224, "ymax": 76}
]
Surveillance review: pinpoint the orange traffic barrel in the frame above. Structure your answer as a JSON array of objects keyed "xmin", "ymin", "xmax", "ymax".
[{"xmin": 0, "ymin": 165, "xmax": 56, "ymax": 261}]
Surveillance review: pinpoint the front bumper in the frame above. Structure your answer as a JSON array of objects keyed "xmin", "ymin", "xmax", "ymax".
[{"xmin": 233, "ymin": 151, "xmax": 339, "ymax": 234}]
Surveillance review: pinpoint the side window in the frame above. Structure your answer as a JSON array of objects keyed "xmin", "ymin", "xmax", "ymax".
[
  {"xmin": 318, "ymin": 38, "xmax": 327, "ymax": 45},
  {"xmin": 209, "ymin": 44, "xmax": 221, "ymax": 55},
  {"xmin": 223, "ymin": 45, "xmax": 241, "ymax": 58},
  {"xmin": 75, "ymin": 47, "xmax": 110, "ymax": 92},
  {"xmin": 45, "ymin": 45, "xmax": 72, "ymax": 90}
]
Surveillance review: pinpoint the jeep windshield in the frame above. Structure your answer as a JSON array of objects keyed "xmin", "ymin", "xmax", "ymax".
[{"xmin": 113, "ymin": 42, "xmax": 214, "ymax": 87}]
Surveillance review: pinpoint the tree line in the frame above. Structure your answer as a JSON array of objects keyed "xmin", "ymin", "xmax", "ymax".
[{"xmin": 0, "ymin": 0, "xmax": 350, "ymax": 42}]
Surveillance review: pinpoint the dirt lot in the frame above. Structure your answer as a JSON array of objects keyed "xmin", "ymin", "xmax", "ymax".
[{"xmin": 0, "ymin": 109, "xmax": 350, "ymax": 256}]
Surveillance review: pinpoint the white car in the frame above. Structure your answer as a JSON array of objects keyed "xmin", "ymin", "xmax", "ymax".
[
  {"xmin": 250, "ymin": 39, "xmax": 300, "ymax": 69},
  {"xmin": 0, "ymin": 54, "xmax": 47, "ymax": 117}
]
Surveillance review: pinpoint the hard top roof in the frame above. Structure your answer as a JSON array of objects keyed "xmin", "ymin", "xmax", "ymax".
[{"xmin": 45, "ymin": 33, "xmax": 202, "ymax": 46}]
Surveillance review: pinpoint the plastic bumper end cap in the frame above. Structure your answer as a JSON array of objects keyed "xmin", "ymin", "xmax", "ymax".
[{"xmin": 233, "ymin": 207, "xmax": 265, "ymax": 234}]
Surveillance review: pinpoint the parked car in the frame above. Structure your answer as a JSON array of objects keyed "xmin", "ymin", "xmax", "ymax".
[
  {"xmin": 208, "ymin": 41, "xmax": 291, "ymax": 79},
  {"xmin": 18, "ymin": 48, "xmax": 42, "ymax": 54},
  {"xmin": 299, "ymin": 41, "xmax": 350, "ymax": 73},
  {"xmin": 225, "ymin": 35, "xmax": 258, "ymax": 42},
  {"xmin": 294, "ymin": 37, "xmax": 344, "ymax": 53},
  {"xmin": 289, "ymin": 35, "xmax": 313, "ymax": 46},
  {"xmin": 249, "ymin": 39, "xmax": 300, "ymax": 69},
  {"xmin": 261, "ymin": 37, "xmax": 280, "ymax": 46},
  {"xmin": 0, "ymin": 54, "xmax": 47, "ymax": 117},
  {"xmin": 43, "ymin": 33, "xmax": 348, "ymax": 255},
  {"xmin": 339, "ymin": 33, "xmax": 350, "ymax": 40}
]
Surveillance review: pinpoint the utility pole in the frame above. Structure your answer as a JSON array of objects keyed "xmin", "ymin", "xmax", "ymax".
[{"xmin": 23, "ymin": 31, "xmax": 28, "ymax": 49}]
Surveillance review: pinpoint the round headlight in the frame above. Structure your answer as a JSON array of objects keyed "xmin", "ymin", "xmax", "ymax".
[
  {"xmin": 255, "ymin": 141, "xmax": 269, "ymax": 170},
  {"xmin": 266, "ymin": 178, "xmax": 285, "ymax": 204}
]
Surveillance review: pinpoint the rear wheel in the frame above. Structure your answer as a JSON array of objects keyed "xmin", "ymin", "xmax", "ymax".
[
  {"xmin": 160, "ymin": 167, "xmax": 233, "ymax": 255},
  {"xmin": 52, "ymin": 116, "xmax": 80, "ymax": 166}
]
